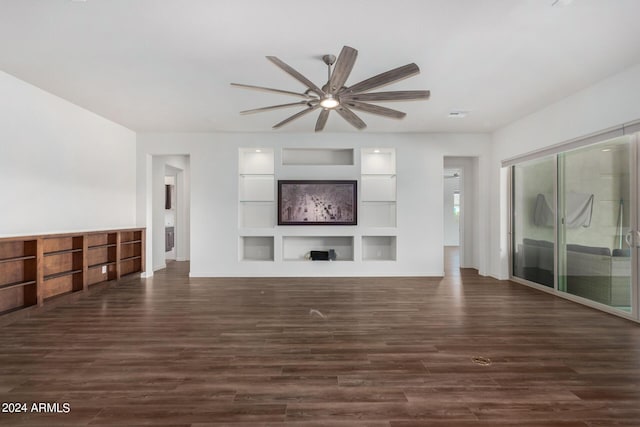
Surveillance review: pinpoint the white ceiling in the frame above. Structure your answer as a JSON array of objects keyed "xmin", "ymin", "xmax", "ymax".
[{"xmin": 1, "ymin": 0, "xmax": 640, "ymax": 133}]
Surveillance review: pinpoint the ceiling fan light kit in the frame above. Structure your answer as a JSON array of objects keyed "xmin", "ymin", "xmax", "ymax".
[{"xmin": 232, "ymin": 45, "xmax": 430, "ymax": 131}]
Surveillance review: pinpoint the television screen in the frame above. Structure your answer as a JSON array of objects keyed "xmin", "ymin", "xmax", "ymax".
[{"xmin": 278, "ymin": 180, "xmax": 357, "ymax": 225}]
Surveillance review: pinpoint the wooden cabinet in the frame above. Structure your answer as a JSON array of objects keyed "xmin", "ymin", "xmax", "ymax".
[
  {"xmin": 119, "ymin": 229, "xmax": 144, "ymax": 277},
  {"xmin": 0, "ymin": 228, "xmax": 145, "ymax": 318}
]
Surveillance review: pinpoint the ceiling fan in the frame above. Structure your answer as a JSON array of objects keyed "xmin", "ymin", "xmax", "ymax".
[{"xmin": 231, "ymin": 46, "xmax": 430, "ymax": 131}]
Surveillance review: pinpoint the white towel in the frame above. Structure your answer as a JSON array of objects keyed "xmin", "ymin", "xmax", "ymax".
[{"xmin": 533, "ymin": 192, "xmax": 593, "ymax": 228}]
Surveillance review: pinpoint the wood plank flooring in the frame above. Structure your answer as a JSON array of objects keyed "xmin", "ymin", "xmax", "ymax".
[{"xmin": 1, "ymin": 248, "xmax": 640, "ymax": 426}]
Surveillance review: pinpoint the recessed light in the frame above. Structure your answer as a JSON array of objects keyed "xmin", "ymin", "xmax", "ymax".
[
  {"xmin": 448, "ymin": 110, "xmax": 468, "ymax": 118},
  {"xmin": 255, "ymin": 149, "xmax": 262, "ymax": 153},
  {"xmin": 373, "ymin": 149, "xmax": 380, "ymax": 153},
  {"xmin": 601, "ymin": 148, "xmax": 611, "ymax": 152}
]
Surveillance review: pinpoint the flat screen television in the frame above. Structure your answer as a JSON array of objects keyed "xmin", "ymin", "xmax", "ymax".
[{"xmin": 278, "ymin": 180, "xmax": 357, "ymax": 225}]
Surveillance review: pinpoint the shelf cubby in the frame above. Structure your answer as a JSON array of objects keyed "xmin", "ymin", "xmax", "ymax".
[
  {"xmin": 239, "ymin": 175, "xmax": 275, "ymax": 201},
  {"xmin": 361, "ymin": 148, "xmax": 396, "ymax": 175},
  {"xmin": 86, "ymin": 232, "xmax": 118, "ymax": 285},
  {"xmin": 240, "ymin": 236, "xmax": 274, "ymax": 261},
  {"xmin": 282, "ymin": 148, "xmax": 354, "ymax": 165},
  {"xmin": 361, "ymin": 174, "xmax": 397, "ymax": 201},
  {"xmin": 42, "ymin": 235, "xmax": 84, "ymax": 299},
  {"xmin": 361, "ymin": 201, "xmax": 397, "ymax": 227},
  {"xmin": 282, "ymin": 236, "xmax": 354, "ymax": 261},
  {"xmin": 362, "ymin": 236, "xmax": 397, "ymax": 261},
  {"xmin": 239, "ymin": 202, "xmax": 276, "ymax": 228},
  {"xmin": 0, "ymin": 239, "xmax": 38, "ymax": 314}
]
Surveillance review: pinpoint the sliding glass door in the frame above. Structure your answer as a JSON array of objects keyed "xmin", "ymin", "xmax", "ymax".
[
  {"xmin": 512, "ymin": 156, "xmax": 556, "ymax": 288},
  {"xmin": 558, "ymin": 136, "xmax": 635, "ymax": 312},
  {"xmin": 511, "ymin": 133, "xmax": 638, "ymax": 318}
]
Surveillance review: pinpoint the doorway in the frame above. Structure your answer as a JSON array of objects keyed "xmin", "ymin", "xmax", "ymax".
[
  {"xmin": 147, "ymin": 155, "xmax": 191, "ymax": 274},
  {"xmin": 443, "ymin": 156, "xmax": 479, "ymax": 272}
]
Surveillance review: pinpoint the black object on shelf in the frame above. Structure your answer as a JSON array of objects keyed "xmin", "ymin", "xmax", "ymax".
[{"xmin": 310, "ymin": 249, "xmax": 337, "ymax": 261}]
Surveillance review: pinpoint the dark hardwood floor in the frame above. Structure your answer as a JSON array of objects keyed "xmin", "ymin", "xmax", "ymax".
[{"xmin": 1, "ymin": 248, "xmax": 640, "ymax": 426}]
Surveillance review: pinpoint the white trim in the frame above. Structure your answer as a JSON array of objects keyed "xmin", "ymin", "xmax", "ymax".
[
  {"xmin": 502, "ymin": 127, "xmax": 623, "ymax": 167},
  {"xmin": 502, "ymin": 119, "xmax": 640, "ymax": 167}
]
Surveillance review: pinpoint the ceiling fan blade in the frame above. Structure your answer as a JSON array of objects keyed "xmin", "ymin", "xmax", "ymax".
[
  {"xmin": 342, "ymin": 63, "xmax": 420, "ymax": 94},
  {"xmin": 341, "ymin": 90, "xmax": 430, "ymax": 102},
  {"xmin": 230, "ymin": 83, "xmax": 316, "ymax": 99},
  {"xmin": 240, "ymin": 101, "xmax": 315, "ymax": 115},
  {"xmin": 273, "ymin": 104, "xmax": 320, "ymax": 129},
  {"xmin": 335, "ymin": 106, "xmax": 366, "ymax": 130},
  {"xmin": 328, "ymin": 46, "xmax": 358, "ymax": 94},
  {"xmin": 266, "ymin": 56, "xmax": 325, "ymax": 97},
  {"xmin": 343, "ymin": 101, "xmax": 406, "ymax": 119},
  {"xmin": 315, "ymin": 109, "xmax": 330, "ymax": 132}
]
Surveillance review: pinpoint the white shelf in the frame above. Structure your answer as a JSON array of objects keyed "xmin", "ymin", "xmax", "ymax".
[
  {"xmin": 361, "ymin": 148, "xmax": 397, "ymax": 229},
  {"xmin": 239, "ymin": 202, "xmax": 275, "ymax": 228},
  {"xmin": 362, "ymin": 236, "xmax": 397, "ymax": 261},
  {"xmin": 239, "ymin": 175, "xmax": 274, "ymax": 202},
  {"xmin": 361, "ymin": 148, "xmax": 396, "ymax": 175},
  {"xmin": 282, "ymin": 148, "xmax": 354, "ymax": 166},
  {"xmin": 361, "ymin": 175, "xmax": 396, "ymax": 202},
  {"xmin": 239, "ymin": 236, "xmax": 274, "ymax": 261},
  {"xmin": 282, "ymin": 236, "xmax": 354, "ymax": 261},
  {"xmin": 361, "ymin": 202, "xmax": 397, "ymax": 227},
  {"xmin": 239, "ymin": 148, "xmax": 274, "ymax": 175}
]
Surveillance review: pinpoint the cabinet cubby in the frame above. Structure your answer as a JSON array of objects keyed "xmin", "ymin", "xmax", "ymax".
[
  {"xmin": 42, "ymin": 235, "xmax": 84, "ymax": 300},
  {"xmin": 0, "ymin": 240, "xmax": 38, "ymax": 315},
  {"xmin": 120, "ymin": 230, "xmax": 143, "ymax": 277},
  {"xmin": 87, "ymin": 232, "xmax": 118, "ymax": 285}
]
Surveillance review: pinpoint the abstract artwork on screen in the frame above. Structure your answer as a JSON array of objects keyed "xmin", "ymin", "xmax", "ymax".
[{"xmin": 278, "ymin": 180, "xmax": 357, "ymax": 225}]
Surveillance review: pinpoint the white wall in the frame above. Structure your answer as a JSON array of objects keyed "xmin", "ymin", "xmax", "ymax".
[
  {"xmin": 137, "ymin": 132, "xmax": 491, "ymax": 277},
  {"xmin": 0, "ymin": 71, "xmax": 137, "ymax": 237},
  {"xmin": 491, "ymin": 62, "xmax": 640, "ymax": 279}
]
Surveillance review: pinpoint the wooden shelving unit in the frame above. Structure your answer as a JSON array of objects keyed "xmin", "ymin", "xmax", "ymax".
[{"xmin": 0, "ymin": 228, "xmax": 145, "ymax": 320}]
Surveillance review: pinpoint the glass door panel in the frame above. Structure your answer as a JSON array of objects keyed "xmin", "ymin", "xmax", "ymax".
[
  {"xmin": 557, "ymin": 136, "xmax": 634, "ymax": 312},
  {"xmin": 512, "ymin": 156, "xmax": 556, "ymax": 287}
]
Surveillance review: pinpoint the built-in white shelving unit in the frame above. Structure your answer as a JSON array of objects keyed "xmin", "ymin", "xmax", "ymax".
[
  {"xmin": 361, "ymin": 148, "xmax": 397, "ymax": 228},
  {"xmin": 237, "ymin": 146, "xmax": 398, "ymax": 268},
  {"xmin": 361, "ymin": 148, "xmax": 397, "ymax": 261},
  {"xmin": 238, "ymin": 148, "xmax": 275, "ymax": 260}
]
